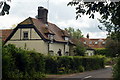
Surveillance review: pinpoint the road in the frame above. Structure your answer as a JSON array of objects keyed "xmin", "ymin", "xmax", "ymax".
[{"xmin": 47, "ymin": 66, "xmax": 112, "ymax": 80}]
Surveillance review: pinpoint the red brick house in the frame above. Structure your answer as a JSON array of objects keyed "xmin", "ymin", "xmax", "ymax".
[
  {"xmin": 80, "ymin": 37, "xmax": 106, "ymax": 56},
  {"xmin": 80, "ymin": 38, "xmax": 106, "ymax": 49}
]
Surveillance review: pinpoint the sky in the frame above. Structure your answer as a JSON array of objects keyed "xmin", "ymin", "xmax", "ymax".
[{"xmin": 0, "ymin": 0, "xmax": 108, "ymax": 38}]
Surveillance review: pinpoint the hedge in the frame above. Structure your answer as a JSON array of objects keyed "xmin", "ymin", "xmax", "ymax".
[
  {"xmin": 45, "ymin": 56, "xmax": 105, "ymax": 74},
  {"xmin": 2, "ymin": 44, "xmax": 105, "ymax": 79},
  {"xmin": 95, "ymin": 48, "xmax": 109, "ymax": 56},
  {"xmin": 2, "ymin": 44, "xmax": 45, "ymax": 79},
  {"xmin": 113, "ymin": 57, "xmax": 120, "ymax": 80}
]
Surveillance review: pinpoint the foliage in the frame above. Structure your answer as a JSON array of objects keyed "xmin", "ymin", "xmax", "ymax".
[
  {"xmin": 105, "ymin": 39, "xmax": 120, "ymax": 57},
  {"xmin": 113, "ymin": 57, "xmax": 120, "ymax": 80},
  {"xmin": 44, "ymin": 55, "xmax": 105, "ymax": 74},
  {"xmin": 67, "ymin": 0, "xmax": 120, "ymax": 43},
  {"xmin": 65, "ymin": 27, "xmax": 83, "ymax": 39},
  {"xmin": 44, "ymin": 56, "xmax": 58, "ymax": 74},
  {"xmin": 0, "ymin": 0, "xmax": 10, "ymax": 16},
  {"xmin": 67, "ymin": 1, "xmax": 120, "ymax": 26},
  {"xmin": 104, "ymin": 57, "xmax": 116, "ymax": 65},
  {"xmin": 75, "ymin": 42, "xmax": 86, "ymax": 56},
  {"xmin": 2, "ymin": 44, "xmax": 105, "ymax": 77},
  {"xmin": 64, "ymin": 27, "xmax": 86, "ymax": 56},
  {"xmin": 2, "ymin": 44, "xmax": 45, "ymax": 79},
  {"xmin": 95, "ymin": 48, "xmax": 108, "ymax": 56}
]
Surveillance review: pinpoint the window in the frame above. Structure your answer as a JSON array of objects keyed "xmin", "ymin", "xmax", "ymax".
[
  {"xmin": 94, "ymin": 41, "xmax": 98, "ymax": 44},
  {"xmin": 48, "ymin": 34, "xmax": 54, "ymax": 40},
  {"xmin": 65, "ymin": 37, "xmax": 69, "ymax": 41},
  {"xmin": 48, "ymin": 34, "xmax": 54, "ymax": 43},
  {"xmin": 89, "ymin": 41, "xmax": 92, "ymax": 44},
  {"xmin": 84, "ymin": 42, "xmax": 86, "ymax": 44},
  {"xmin": 102, "ymin": 41, "xmax": 106, "ymax": 45},
  {"xmin": 23, "ymin": 31, "xmax": 28, "ymax": 39},
  {"xmin": 49, "ymin": 50, "xmax": 54, "ymax": 56}
]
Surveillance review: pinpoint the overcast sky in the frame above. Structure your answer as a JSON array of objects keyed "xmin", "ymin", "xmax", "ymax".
[{"xmin": 0, "ymin": 0, "xmax": 107, "ymax": 38}]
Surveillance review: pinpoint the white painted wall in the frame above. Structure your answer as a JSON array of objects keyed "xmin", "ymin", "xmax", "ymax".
[
  {"xmin": 85, "ymin": 50, "xmax": 94, "ymax": 56},
  {"xmin": 49, "ymin": 43, "xmax": 64, "ymax": 55},
  {"xmin": 6, "ymin": 40, "xmax": 48, "ymax": 54}
]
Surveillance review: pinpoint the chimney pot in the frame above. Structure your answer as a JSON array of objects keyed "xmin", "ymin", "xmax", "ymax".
[{"xmin": 38, "ymin": 6, "xmax": 48, "ymax": 24}]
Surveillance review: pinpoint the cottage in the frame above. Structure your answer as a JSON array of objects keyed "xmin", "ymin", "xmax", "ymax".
[{"xmin": 4, "ymin": 7, "xmax": 74, "ymax": 56}]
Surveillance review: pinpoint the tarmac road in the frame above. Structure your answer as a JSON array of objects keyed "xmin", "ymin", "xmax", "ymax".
[{"xmin": 46, "ymin": 66, "xmax": 113, "ymax": 80}]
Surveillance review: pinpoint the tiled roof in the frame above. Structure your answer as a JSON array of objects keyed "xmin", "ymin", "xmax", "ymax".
[
  {"xmin": 4, "ymin": 17, "xmax": 72, "ymax": 44},
  {"xmin": 80, "ymin": 38, "xmax": 106, "ymax": 49},
  {"xmin": 30, "ymin": 17, "xmax": 70, "ymax": 43},
  {"xmin": 0, "ymin": 29, "xmax": 13, "ymax": 41}
]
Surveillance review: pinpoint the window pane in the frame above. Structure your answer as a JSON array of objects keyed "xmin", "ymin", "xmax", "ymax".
[
  {"xmin": 23, "ymin": 32, "xmax": 28, "ymax": 39},
  {"xmin": 94, "ymin": 41, "xmax": 98, "ymax": 44},
  {"xmin": 89, "ymin": 41, "xmax": 92, "ymax": 44}
]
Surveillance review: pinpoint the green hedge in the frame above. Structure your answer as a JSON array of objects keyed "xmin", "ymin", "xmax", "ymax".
[
  {"xmin": 45, "ymin": 56, "xmax": 105, "ymax": 74},
  {"xmin": 2, "ymin": 44, "xmax": 45, "ymax": 79},
  {"xmin": 113, "ymin": 57, "xmax": 120, "ymax": 80},
  {"xmin": 2, "ymin": 44, "xmax": 105, "ymax": 78},
  {"xmin": 95, "ymin": 48, "xmax": 109, "ymax": 56}
]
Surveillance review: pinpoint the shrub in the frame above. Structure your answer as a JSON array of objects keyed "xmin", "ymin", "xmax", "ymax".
[
  {"xmin": 95, "ymin": 48, "xmax": 108, "ymax": 56},
  {"xmin": 75, "ymin": 42, "xmax": 86, "ymax": 56},
  {"xmin": 2, "ymin": 44, "xmax": 45, "ymax": 79},
  {"xmin": 2, "ymin": 44, "xmax": 17, "ymax": 79},
  {"xmin": 113, "ymin": 57, "xmax": 120, "ymax": 80},
  {"xmin": 44, "ymin": 55, "xmax": 105, "ymax": 74},
  {"xmin": 78, "ymin": 66, "xmax": 84, "ymax": 72},
  {"xmin": 3, "ymin": 44, "xmax": 105, "ymax": 78},
  {"xmin": 44, "ymin": 56, "xmax": 58, "ymax": 74}
]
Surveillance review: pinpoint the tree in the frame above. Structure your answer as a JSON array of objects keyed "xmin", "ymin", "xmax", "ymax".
[
  {"xmin": 65, "ymin": 27, "xmax": 86, "ymax": 56},
  {"xmin": 67, "ymin": 0, "xmax": 120, "ymax": 41},
  {"xmin": 105, "ymin": 38, "xmax": 120, "ymax": 57},
  {"xmin": 0, "ymin": 0, "xmax": 11, "ymax": 16},
  {"xmin": 65, "ymin": 27, "xmax": 83, "ymax": 39},
  {"xmin": 67, "ymin": 0, "xmax": 120, "ymax": 57},
  {"xmin": 75, "ymin": 42, "xmax": 86, "ymax": 56}
]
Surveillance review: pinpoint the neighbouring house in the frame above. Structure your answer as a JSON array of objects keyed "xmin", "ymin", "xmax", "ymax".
[
  {"xmin": 80, "ymin": 36, "xmax": 106, "ymax": 56},
  {"xmin": 2, "ymin": 7, "xmax": 74, "ymax": 56},
  {"xmin": 0, "ymin": 29, "xmax": 13, "ymax": 41}
]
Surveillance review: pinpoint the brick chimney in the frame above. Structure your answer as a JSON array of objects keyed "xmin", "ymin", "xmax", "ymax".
[{"xmin": 38, "ymin": 7, "xmax": 48, "ymax": 24}]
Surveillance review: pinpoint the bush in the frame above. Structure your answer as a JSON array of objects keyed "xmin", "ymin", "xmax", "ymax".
[
  {"xmin": 113, "ymin": 57, "xmax": 120, "ymax": 80},
  {"xmin": 3, "ymin": 44, "xmax": 105, "ymax": 78},
  {"xmin": 78, "ymin": 66, "xmax": 84, "ymax": 72},
  {"xmin": 44, "ymin": 56, "xmax": 58, "ymax": 74},
  {"xmin": 75, "ymin": 42, "xmax": 86, "ymax": 56},
  {"xmin": 2, "ymin": 44, "xmax": 45, "ymax": 79},
  {"xmin": 95, "ymin": 48, "xmax": 108, "ymax": 56},
  {"xmin": 44, "ymin": 55, "xmax": 105, "ymax": 74}
]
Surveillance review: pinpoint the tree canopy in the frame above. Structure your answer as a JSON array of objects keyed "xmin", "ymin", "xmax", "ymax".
[
  {"xmin": 65, "ymin": 27, "xmax": 83, "ymax": 39},
  {"xmin": 67, "ymin": 0, "xmax": 120, "ymax": 41}
]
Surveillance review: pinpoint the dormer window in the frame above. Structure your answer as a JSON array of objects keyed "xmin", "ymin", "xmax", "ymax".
[
  {"xmin": 84, "ymin": 42, "xmax": 86, "ymax": 44},
  {"xmin": 48, "ymin": 34, "xmax": 54, "ymax": 43},
  {"xmin": 23, "ymin": 31, "xmax": 28, "ymax": 39},
  {"xmin": 89, "ymin": 41, "xmax": 92, "ymax": 44},
  {"xmin": 102, "ymin": 41, "xmax": 106, "ymax": 45},
  {"xmin": 64, "ymin": 36, "xmax": 69, "ymax": 41},
  {"xmin": 94, "ymin": 41, "xmax": 98, "ymax": 44}
]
